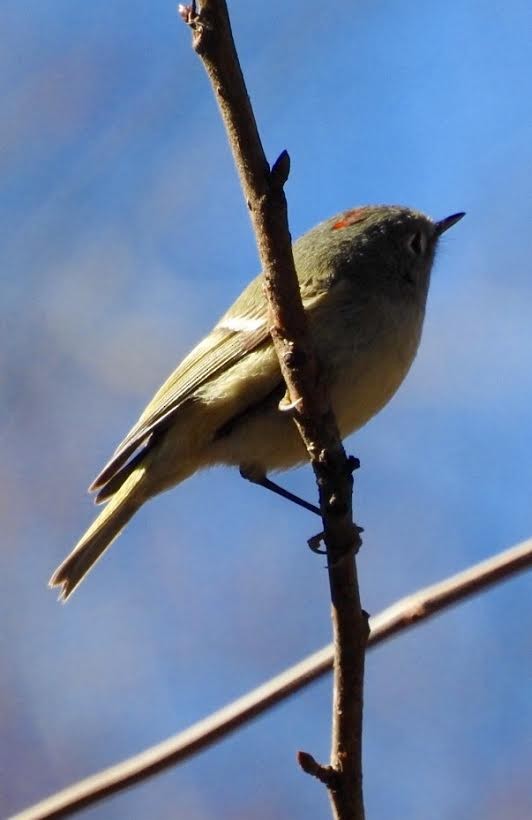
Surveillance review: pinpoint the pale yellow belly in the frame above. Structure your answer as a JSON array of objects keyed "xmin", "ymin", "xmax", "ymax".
[
  {"xmin": 331, "ymin": 323, "xmax": 419, "ymax": 438},
  {"xmin": 208, "ymin": 312, "xmax": 422, "ymax": 474}
]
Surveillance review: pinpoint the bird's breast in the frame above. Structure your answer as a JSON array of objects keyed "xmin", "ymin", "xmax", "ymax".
[{"xmin": 327, "ymin": 299, "xmax": 425, "ymax": 437}]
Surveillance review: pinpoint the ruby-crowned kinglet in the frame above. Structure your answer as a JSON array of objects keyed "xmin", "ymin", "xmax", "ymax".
[{"xmin": 50, "ymin": 205, "xmax": 464, "ymax": 599}]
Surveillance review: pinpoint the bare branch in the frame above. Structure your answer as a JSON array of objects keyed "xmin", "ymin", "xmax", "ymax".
[
  {"xmin": 12, "ymin": 539, "xmax": 531, "ymax": 820},
  {"xmin": 180, "ymin": 3, "xmax": 367, "ymax": 816}
]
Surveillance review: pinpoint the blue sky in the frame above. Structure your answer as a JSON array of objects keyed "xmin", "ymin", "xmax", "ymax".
[{"xmin": 1, "ymin": 2, "xmax": 531, "ymax": 818}]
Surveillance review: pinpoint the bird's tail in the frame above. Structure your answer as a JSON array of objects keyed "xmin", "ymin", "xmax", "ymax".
[{"xmin": 49, "ymin": 467, "xmax": 147, "ymax": 601}]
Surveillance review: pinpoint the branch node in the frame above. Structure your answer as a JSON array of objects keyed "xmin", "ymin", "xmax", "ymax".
[
  {"xmin": 347, "ymin": 455, "xmax": 361, "ymax": 473},
  {"xmin": 270, "ymin": 149, "xmax": 291, "ymax": 188},
  {"xmin": 283, "ymin": 344, "xmax": 307, "ymax": 370},
  {"xmin": 297, "ymin": 751, "xmax": 340, "ymax": 789},
  {"xmin": 178, "ymin": 3, "xmax": 199, "ymax": 27}
]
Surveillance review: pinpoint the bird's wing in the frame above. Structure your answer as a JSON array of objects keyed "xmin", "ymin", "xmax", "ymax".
[
  {"xmin": 90, "ymin": 275, "xmax": 328, "ymax": 491},
  {"xmin": 90, "ymin": 278, "xmax": 265, "ymax": 489}
]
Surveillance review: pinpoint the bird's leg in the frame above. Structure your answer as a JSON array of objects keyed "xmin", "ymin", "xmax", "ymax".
[
  {"xmin": 239, "ymin": 466, "xmax": 321, "ymax": 517},
  {"xmin": 240, "ymin": 457, "xmax": 362, "ymax": 557},
  {"xmin": 240, "ymin": 466, "xmax": 327, "ymax": 554}
]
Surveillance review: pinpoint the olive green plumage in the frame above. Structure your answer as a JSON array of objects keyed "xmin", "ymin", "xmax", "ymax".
[{"xmin": 50, "ymin": 205, "xmax": 464, "ymax": 600}]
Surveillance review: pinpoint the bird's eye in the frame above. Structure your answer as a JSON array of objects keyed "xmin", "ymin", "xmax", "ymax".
[{"xmin": 407, "ymin": 231, "xmax": 426, "ymax": 256}]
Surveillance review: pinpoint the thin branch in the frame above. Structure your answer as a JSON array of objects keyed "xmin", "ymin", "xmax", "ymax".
[
  {"xmin": 180, "ymin": 3, "xmax": 367, "ymax": 817},
  {"xmin": 12, "ymin": 539, "xmax": 532, "ymax": 820}
]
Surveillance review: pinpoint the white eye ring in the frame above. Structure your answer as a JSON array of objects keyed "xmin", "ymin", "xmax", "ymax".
[{"xmin": 407, "ymin": 231, "xmax": 427, "ymax": 256}]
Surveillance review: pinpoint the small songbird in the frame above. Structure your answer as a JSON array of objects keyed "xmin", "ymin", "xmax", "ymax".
[{"xmin": 49, "ymin": 205, "xmax": 464, "ymax": 600}]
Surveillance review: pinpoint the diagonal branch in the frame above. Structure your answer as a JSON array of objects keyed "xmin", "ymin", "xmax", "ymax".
[{"xmin": 12, "ymin": 539, "xmax": 531, "ymax": 820}]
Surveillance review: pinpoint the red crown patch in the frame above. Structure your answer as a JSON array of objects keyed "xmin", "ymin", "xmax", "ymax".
[{"xmin": 332, "ymin": 207, "xmax": 369, "ymax": 230}]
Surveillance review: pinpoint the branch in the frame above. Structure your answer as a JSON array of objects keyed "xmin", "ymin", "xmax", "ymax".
[
  {"xmin": 12, "ymin": 539, "xmax": 531, "ymax": 820},
  {"xmin": 179, "ymin": 3, "xmax": 366, "ymax": 817}
]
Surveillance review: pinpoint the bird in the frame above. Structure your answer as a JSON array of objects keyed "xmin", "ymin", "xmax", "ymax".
[{"xmin": 49, "ymin": 204, "xmax": 464, "ymax": 600}]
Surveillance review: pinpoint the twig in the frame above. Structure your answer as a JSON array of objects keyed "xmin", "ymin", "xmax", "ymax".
[
  {"xmin": 180, "ymin": 3, "xmax": 367, "ymax": 818},
  {"xmin": 11, "ymin": 539, "xmax": 531, "ymax": 820}
]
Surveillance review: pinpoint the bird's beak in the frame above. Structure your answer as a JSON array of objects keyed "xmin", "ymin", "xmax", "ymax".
[{"xmin": 435, "ymin": 212, "xmax": 466, "ymax": 236}]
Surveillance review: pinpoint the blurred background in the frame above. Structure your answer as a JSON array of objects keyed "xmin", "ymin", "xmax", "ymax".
[{"xmin": 1, "ymin": 1, "xmax": 531, "ymax": 818}]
